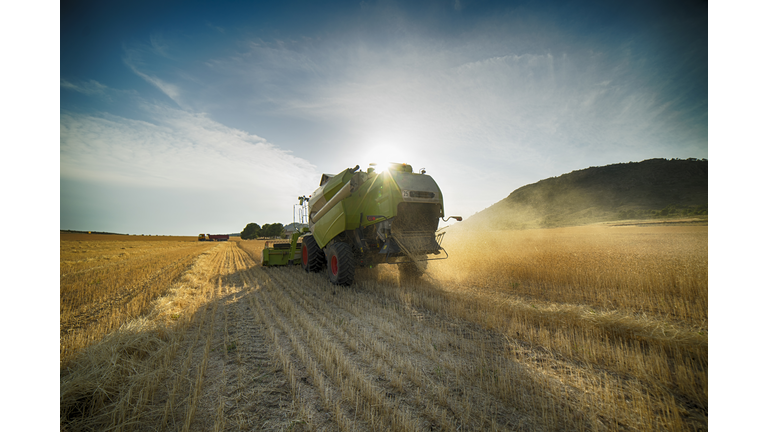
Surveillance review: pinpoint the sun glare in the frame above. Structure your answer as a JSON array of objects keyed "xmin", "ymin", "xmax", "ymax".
[
  {"xmin": 361, "ymin": 144, "xmax": 408, "ymax": 174},
  {"xmin": 369, "ymin": 161, "xmax": 389, "ymax": 173}
]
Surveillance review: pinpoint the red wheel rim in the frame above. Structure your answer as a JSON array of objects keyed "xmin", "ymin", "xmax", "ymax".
[
  {"xmin": 331, "ymin": 255, "xmax": 338, "ymax": 275},
  {"xmin": 302, "ymin": 244, "xmax": 308, "ymax": 265}
]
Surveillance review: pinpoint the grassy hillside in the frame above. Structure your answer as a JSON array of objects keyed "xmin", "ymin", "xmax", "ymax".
[{"xmin": 457, "ymin": 158, "xmax": 708, "ymax": 230}]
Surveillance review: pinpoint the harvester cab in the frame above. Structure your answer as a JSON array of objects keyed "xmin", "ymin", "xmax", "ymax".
[{"xmin": 299, "ymin": 162, "xmax": 462, "ymax": 285}]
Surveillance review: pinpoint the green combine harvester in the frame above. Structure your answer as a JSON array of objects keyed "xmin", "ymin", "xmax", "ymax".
[{"xmin": 262, "ymin": 163, "xmax": 461, "ymax": 285}]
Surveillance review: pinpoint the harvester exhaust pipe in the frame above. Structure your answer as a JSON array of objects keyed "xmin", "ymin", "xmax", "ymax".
[{"xmin": 311, "ymin": 181, "xmax": 353, "ymax": 223}]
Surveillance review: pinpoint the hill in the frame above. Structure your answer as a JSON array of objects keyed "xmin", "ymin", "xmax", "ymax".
[{"xmin": 456, "ymin": 158, "xmax": 708, "ymax": 230}]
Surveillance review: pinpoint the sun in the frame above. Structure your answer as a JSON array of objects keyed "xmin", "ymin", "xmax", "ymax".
[{"xmin": 360, "ymin": 144, "xmax": 408, "ymax": 173}]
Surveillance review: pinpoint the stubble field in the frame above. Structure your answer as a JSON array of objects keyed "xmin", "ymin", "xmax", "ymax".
[
  {"xmin": 60, "ymin": 233, "xmax": 215, "ymax": 365},
  {"xmin": 60, "ymin": 224, "xmax": 707, "ymax": 431}
]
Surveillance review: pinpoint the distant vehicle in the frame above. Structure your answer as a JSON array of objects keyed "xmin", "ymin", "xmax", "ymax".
[{"xmin": 198, "ymin": 234, "xmax": 229, "ymax": 242}]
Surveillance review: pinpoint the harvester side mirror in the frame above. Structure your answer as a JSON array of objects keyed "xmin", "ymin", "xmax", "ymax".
[{"xmin": 442, "ymin": 216, "xmax": 463, "ymax": 222}]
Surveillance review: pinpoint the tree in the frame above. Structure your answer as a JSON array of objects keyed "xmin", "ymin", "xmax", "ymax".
[
  {"xmin": 241, "ymin": 223, "xmax": 261, "ymax": 240},
  {"xmin": 261, "ymin": 223, "xmax": 284, "ymax": 238}
]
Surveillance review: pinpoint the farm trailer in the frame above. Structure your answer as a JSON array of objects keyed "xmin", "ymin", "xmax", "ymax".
[{"xmin": 198, "ymin": 234, "xmax": 230, "ymax": 242}]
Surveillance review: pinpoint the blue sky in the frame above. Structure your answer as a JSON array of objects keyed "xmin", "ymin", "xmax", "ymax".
[{"xmin": 59, "ymin": 0, "xmax": 708, "ymax": 235}]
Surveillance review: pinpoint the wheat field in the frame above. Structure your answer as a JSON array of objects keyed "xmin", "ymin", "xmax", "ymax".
[
  {"xmin": 60, "ymin": 233, "xmax": 215, "ymax": 365},
  {"xmin": 60, "ymin": 224, "xmax": 707, "ymax": 431}
]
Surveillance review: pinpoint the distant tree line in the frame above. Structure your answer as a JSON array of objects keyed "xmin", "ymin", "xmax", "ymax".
[
  {"xmin": 240, "ymin": 222, "xmax": 285, "ymax": 239},
  {"xmin": 617, "ymin": 204, "xmax": 707, "ymax": 220}
]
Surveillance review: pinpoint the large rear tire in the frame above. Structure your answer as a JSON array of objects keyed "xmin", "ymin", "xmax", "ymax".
[
  {"xmin": 326, "ymin": 242, "xmax": 355, "ymax": 286},
  {"xmin": 301, "ymin": 235, "xmax": 324, "ymax": 273}
]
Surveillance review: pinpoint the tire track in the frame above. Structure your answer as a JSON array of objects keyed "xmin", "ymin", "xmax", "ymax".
[
  {"xmin": 166, "ymin": 242, "xmax": 306, "ymax": 431},
  {"xmin": 272, "ymin": 269, "xmax": 468, "ymax": 430},
  {"xmin": 213, "ymin": 244, "xmax": 300, "ymax": 431},
  {"xmin": 270, "ymin": 267, "xmax": 529, "ymax": 430},
  {"xmin": 265, "ymin": 270, "xmax": 429, "ymax": 430},
  {"xmin": 245, "ymin": 265, "xmax": 353, "ymax": 431}
]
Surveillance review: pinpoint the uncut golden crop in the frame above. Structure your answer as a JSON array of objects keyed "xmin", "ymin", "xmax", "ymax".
[
  {"xmin": 60, "ymin": 233, "xmax": 216, "ymax": 365},
  {"xmin": 423, "ymin": 224, "xmax": 708, "ymax": 428},
  {"xmin": 434, "ymin": 225, "xmax": 708, "ymax": 324}
]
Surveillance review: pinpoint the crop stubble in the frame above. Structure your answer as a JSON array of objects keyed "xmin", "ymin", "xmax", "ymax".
[
  {"xmin": 60, "ymin": 233, "xmax": 216, "ymax": 364},
  {"xmin": 61, "ymin": 225, "xmax": 707, "ymax": 431}
]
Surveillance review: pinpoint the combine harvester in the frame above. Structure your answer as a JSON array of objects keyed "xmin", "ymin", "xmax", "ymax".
[
  {"xmin": 261, "ymin": 196, "xmax": 310, "ymax": 267},
  {"xmin": 261, "ymin": 229, "xmax": 306, "ymax": 267},
  {"xmin": 262, "ymin": 163, "xmax": 461, "ymax": 285}
]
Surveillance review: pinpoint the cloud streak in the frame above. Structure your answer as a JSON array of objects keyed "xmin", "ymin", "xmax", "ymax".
[
  {"xmin": 205, "ymin": 17, "xmax": 705, "ymax": 155},
  {"xmin": 60, "ymin": 104, "xmax": 319, "ymax": 234},
  {"xmin": 61, "ymin": 106, "xmax": 316, "ymax": 187},
  {"xmin": 122, "ymin": 42, "xmax": 189, "ymax": 109},
  {"xmin": 60, "ymin": 79, "xmax": 109, "ymax": 96}
]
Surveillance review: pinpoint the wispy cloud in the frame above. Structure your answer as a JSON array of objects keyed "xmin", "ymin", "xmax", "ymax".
[
  {"xmin": 60, "ymin": 79, "xmax": 109, "ymax": 96},
  {"xmin": 122, "ymin": 42, "xmax": 187, "ymax": 108},
  {"xmin": 60, "ymin": 104, "xmax": 318, "ymax": 222},
  {"xmin": 149, "ymin": 33, "xmax": 173, "ymax": 58},
  {"xmin": 116, "ymin": 6, "xmax": 704, "ymax": 169},
  {"xmin": 206, "ymin": 22, "xmax": 225, "ymax": 34},
  {"xmin": 220, "ymin": 35, "xmax": 685, "ymax": 161}
]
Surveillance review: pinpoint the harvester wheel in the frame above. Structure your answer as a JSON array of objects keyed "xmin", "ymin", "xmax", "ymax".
[
  {"xmin": 301, "ymin": 235, "xmax": 324, "ymax": 273},
  {"xmin": 326, "ymin": 242, "xmax": 355, "ymax": 286},
  {"xmin": 398, "ymin": 256, "xmax": 427, "ymax": 281}
]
